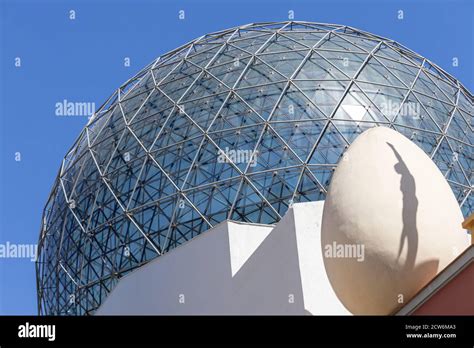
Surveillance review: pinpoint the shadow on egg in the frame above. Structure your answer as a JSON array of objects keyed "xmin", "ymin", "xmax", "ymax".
[{"xmin": 387, "ymin": 142, "xmax": 419, "ymax": 271}]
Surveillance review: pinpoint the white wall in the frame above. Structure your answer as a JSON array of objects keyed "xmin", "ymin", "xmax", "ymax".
[{"xmin": 96, "ymin": 201, "xmax": 350, "ymax": 315}]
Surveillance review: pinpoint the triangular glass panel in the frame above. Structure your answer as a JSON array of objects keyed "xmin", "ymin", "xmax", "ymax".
[
  {"xmin": 157, "ymin": 61, "xmax": 201, "ymax": 102},
  {"xmin": 373, "ymin": 56, "xmax": 419, "ymax": 88},
  {"xmin": 270, "ymin": 120, "xmax": 326, "ymax": 161},
  {"xmin": 413, "ymin": 92, "xmax": 454, "ymax": 130},
  {"xmin": 186, "ymin": 44, "xmax": 224, "ymax": 68},
  {"xmin": 247, "ymin": 167, "xmax": 301, "ymax": 216},
  {"xmin": 356, "ymin": 82, "xmax": 407, "ymax": 121},
  {"xmin": 228, "ymin": 33, "xmax": 273, "ymax": 54},
  {"xmin": 333, "ymin": 83, "xmax": 390, "ymax": 123},
  {"xmin": 179, "ymin": 92, "xmax": 229, "ymax": 131},
  {"xmin": 258, "ymin": 50, "xmax": 309, "ymax": 78},
  {"xmin": 150, "ymin": 108, "xmax": 205, "ymax": 150},
  {"xmin": 318, "ymin": 33, "xmax": 368, "ymax": 53},
  {"xmin": 294, "ymin": 51, "xmax": 348, "ymax": 80},
  {"xmin": 90, "ymin": 106, "xmax": 126, "ymax": 147},
  {"xmin": 446, "ymin": 110, "xmax": 470, "ymax": 144},
  {"xmin": 393, "ymin": 125, "xmax": 441, "ymax": 154},
  {"xmin": 294, "ymin": 80, "xmax": 349, "ymax": 117},
  {"xmin": 331, "ymin": 120, "xmax": 376, "ymax": 144},
  {"xmin": 179, "ymin": 71, "xmax": 230, "ymax": 102},
  {"xmin": 445, "ymin": 159, "xmax": 470, "ymax": 187},
  {"xmin": 151, "ymin": 137, "xmax": 203, "ymax": 189},
  {"xmin": 207, "ymin": 56, "xmax": 251, "ymax": 88},
  {"xmin": 230, "ymin": 179, "xmax": 280, "ymax": 224},
  {"xmin": 166, "ymin": 195, "xmax": 210, "ymax": 250},
  {"xmin": 445, "ymin": 138, "xmax": 472, "ymax": 184},
  {"xmin": 134, "ymin": 195, "xmax": 179, "ymax": 250},
  {"xmin": 87, "ymin": 107, "xmax": 116, "ymax": 146},
  {"xmin": 105, "ymin": 156, "xmax": 144, "ymax": 208},
  {"xmin": 271, "ymin": 83, "xmax": 327, "ymax": 121},
  {"xmin": 152, "ymin": 60, "xmax": 181, "ymax": 86},
  {"xmin": 183, "ymin": 138, "xmax": 241, "ymax": 188},
  {"xmin": 261, "ymin": 33, "xmax": 310, "ymax": 53},
  {"xmin": 120, "ymin": 71, "xmax": 155, "ymax": 102},
  {"xmin": 309, "ymin": 123, "xmax": 348, "ymax": 164},
  {"xmin": 457, "ymin": 91, "xmax": 474, "ymax": 117},
  {"xmin": 431, "ymin": 137, "xmax": 455, "ymax": 175},
  {"xmin": 209, "ymin": 125, "xmax": 265, "ymax": 172},
  {"xmin": 237, "ymin": 57, "xmax": 287, "ymax": 88},
  {"xmin": 88, "ymin": 185, "xmax": 122, "ymax": 228},
  {"xmin": 336, "ymin": 33, "xmax": 380, "ymax": 53},
  {"xmin": 293, "ymin": 168, "xmax": 325, "ymax": 203},
  {"xmin": 128, "ymin": 88, "xmax": 174, "ymax": 124},
  {"xmin": 235, "ymin": 82, "xmax": 286, "ymax": 120},
  {"xmin": 250, "ymin": 127, "xmax": 302, "ymax": 173},
  {"xmin": 316, "ymin": 50, "xmax": 367, "ymax": 78},
  {"xmin": 184, "ymin": 177, "xmax": 241, "ymax": 225},
  {"xmin": 209, "ymin": 43, "xmax": 253, "ymax": 67},
  {"xmin": 105, "ymin": 128, "xmax": 146, "ymax": 174},
  {"xmin": 307, "ymin": 165, "xmax": 334, "ymax": 191},
  {"xmin": 391, "ymin": 93, "xmax": 441, "ymax": 133},
  {"xmin": 128, "ymin": 106, "xmax": 173, "ymax": 151},
  {"xmin": 128, "ymin": 157, "xmax": 177, "ymax": 210},
  {"xmin": 375, "ymin": 44, "xmax": 420, "ymax": 67},
  {"xmin": 357, "ymin": 56, "xmax": 406, "ymax": 88},
  {"xmin": 413, "ymin": 70, "xmax": 453, "ymax": 105},
  {"xmin": 209, "ymin": 92, "xmax": 265, "ymax": 132},
  {"xmin": 279, "ymin": 31, "xmax": 327, "ymax": 48}
]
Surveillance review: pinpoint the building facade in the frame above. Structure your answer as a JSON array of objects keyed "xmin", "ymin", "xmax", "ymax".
[{"xmin": 36, "ymin": 22, "xmax": 473, "ymax": 315}]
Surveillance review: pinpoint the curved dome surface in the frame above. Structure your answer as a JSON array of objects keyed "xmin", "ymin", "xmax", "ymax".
[{"xmin": 36, "ymin": 21, "xmax": 474, "ymax": 315}]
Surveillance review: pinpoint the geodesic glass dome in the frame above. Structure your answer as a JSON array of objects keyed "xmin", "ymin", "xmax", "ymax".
[{"xmin": 36, "ymin": 21, "xmax": 474, "ymax": 315}]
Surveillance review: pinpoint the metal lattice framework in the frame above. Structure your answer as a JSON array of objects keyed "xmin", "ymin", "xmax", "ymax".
[{"xmin": 36, "ymin": 21, "xmax": 474, "ymax": 315}]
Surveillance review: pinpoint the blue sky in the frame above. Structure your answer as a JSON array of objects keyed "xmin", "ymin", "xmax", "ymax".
[{"xmin": 0, "ymin": 0, "xmax": 472, "ymax": 315}]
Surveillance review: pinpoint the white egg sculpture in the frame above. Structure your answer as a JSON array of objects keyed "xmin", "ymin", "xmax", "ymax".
[{"xmin": 321, "ymin": 126, "xmax": 470, "ymax": 315}]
